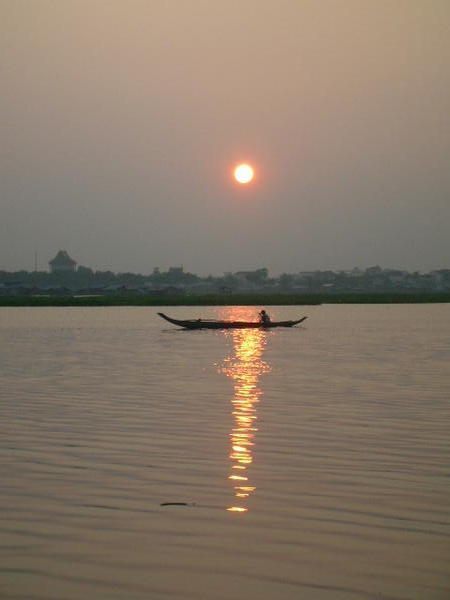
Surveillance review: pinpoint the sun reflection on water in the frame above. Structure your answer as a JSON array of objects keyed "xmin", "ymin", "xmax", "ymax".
[{"xmin": 219, "ymin": 308, "xmax": 270, "ymax": 513}]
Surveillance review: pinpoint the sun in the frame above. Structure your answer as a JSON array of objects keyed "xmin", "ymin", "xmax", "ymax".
[{"xmin": 234, "ymin": 163, "xmax": 254, "ymax": 184}]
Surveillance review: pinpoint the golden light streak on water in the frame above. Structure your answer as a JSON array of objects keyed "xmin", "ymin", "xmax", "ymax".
[{"xmin": 219, "ymin": 307, "xmax": 270, "ymax": 513}]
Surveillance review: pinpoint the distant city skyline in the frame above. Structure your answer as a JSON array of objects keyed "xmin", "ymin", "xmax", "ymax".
[
  {"xmin": 2, "ymin": 1, "xmax": 449, "ymax": 276},
  {"xmin": 1, "ymin": 247, "xmax": 448, "ymax": 277}
]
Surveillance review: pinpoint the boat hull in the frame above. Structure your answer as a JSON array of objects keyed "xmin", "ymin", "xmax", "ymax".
[{"xmin": 157, "ymin": 312, "xmax": 307, "ymax": 329}]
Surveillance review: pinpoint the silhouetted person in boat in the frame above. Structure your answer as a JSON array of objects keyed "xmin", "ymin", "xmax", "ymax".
[{"xmin": 259, "ymin": 309, "xmax": 271, "ymax": 325}]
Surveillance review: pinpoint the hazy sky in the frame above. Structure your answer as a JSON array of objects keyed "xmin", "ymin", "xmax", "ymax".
[{"xmin": 2, "ymin": 0, "xmax": 449, "ymax": 275}]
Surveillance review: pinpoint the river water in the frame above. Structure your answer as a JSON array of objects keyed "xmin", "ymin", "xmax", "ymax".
[{"xmin": 1, "ymin": 304, "xmax": 449, "ymax": 600}]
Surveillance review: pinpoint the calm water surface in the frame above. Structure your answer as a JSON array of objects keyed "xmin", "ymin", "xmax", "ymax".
[{"xmin": 1, "ymin": 305, "xmax": 449, "ymax": 600}]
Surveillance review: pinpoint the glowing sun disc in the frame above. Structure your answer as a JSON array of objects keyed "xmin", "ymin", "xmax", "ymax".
[{"xmin": 234, "ymin": 164, "xmax": 254, "ymax": 184}]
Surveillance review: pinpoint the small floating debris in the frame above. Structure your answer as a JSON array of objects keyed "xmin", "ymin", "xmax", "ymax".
[{"xmin": 160, "ymin": 502, "xmax": 196, "ymax": 507}]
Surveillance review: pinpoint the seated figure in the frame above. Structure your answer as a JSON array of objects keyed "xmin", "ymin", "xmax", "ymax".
[{"xmin": 259, "ymin": 309, "xmax": 271, "ymax": 325}]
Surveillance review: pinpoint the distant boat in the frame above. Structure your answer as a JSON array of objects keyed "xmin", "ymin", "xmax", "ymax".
[{"xmin": 157, "ymin": 312, "xmax": 307, "ymax": 329}]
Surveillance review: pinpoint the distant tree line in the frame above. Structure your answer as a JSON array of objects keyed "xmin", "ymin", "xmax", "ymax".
[{"xmin": 0, "ymin": 265, "xmax": 449, "ymax": 293}]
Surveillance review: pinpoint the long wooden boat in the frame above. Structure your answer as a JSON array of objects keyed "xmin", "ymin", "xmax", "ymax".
[{"xmin": 158, "ymin": 312, "xmax": 307, "ymax": 329}]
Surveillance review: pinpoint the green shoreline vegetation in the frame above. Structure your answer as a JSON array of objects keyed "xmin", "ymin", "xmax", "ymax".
[{"xmin": 1, "ymin": 292, "xmax": 449, "ymax": 307}]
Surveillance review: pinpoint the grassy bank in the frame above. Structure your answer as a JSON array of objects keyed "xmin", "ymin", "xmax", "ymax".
[{"xmin": 0, "ymin": 292, "xmax": 449, "ymax": 307}]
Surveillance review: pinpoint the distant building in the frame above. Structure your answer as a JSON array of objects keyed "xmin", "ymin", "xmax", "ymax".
[
  {"xmin": 49, "ymin": 250, "xmax": 77, "ymax": 273},
  {"xmin": 168, "ymin": 266, "xmax": 184, "ymax": 274},
  {"xmin": 234, "ymin": 271, "xmax": 254, "ymax": 281}
]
